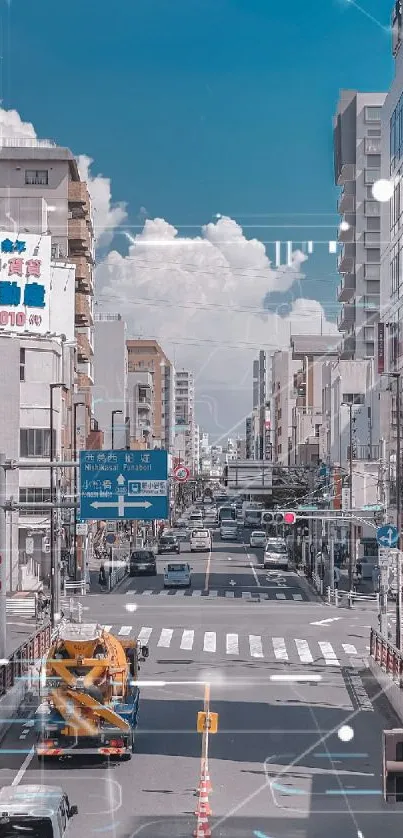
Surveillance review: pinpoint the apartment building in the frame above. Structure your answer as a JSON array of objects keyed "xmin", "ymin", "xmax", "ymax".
[
  {"xmin": 126, "ymin": 339, "xmax": 174, "ymax": 451},
  {"xmin": 252, "ymin": 350, "xmax": 272, "ymax": 460},
  {"xmin": 93, "ymin": 313, "xmax": 128, "ymax": 449},
  {"xmin": 290, "ymin": 335, "xmax": 339, "ymax": 466},
  {"xmin": 174, "ymin": 369, "xmax": 196, "ymax": 471},
  {"xmin": 334, "ymin": 90, "xmax": 386, "ymax": 360},
  {"xmin": 271, "ymin": 349, "xmax": 300, "ymax": 465}
]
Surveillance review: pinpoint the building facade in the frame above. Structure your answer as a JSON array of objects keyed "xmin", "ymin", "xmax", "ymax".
[
  {"xmin": 126, "ymin": 339, "xmax": 174, "ymax": 451},
  {"xmin": 93, "ymin": 314, "xmax": 128, "ymax": 450},
  {"xmin": 174, "ymin": 369, "xmax": 195, "ymax": 471},
  {"xmin": 334, "ymin": 90, "xmax": 386, "ymax": 361}
]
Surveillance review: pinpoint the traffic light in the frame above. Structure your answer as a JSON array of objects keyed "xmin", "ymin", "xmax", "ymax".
[{"xmin": 261, "ymin": 511, "xmax": 296, "ymax": 525}]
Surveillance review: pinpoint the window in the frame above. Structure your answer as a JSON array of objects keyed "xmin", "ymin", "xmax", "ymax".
[
  {"xmin": 20, "ymin": 347, "xmax": 25, "ymax": 382},
  {"xmin": 315, "ymin": 424, "xmax": 320, "ymax": 438},
  {"xmin": 365, "ymin": 200, "xmax": 380, "ymax": 217},
  {"xmin": 19, "ymin": 487, "xmax": 51, "ymax": 516},
  {"xmin": 365, "ymin": 169, "xmax": 380, "ymax": 184},
  {"xmin": 367, "ymin": 128, "xmax": 381, "ymax": 137},
  {"xmin": 367, "ymin": 217, "xmax": 380, "ymax": 232},
  {"xmin": 391, "ymin": 93, "xmax": 403, "ymax": 171},
  {"xmin": 364, "ymin": 106, "xmax": 382, "ymax": 122},
  {"xmin": 20, "ymin": 428, "xmax": 56, "ymax": 458},
  {"xmin": 25, "ymin": 169, "xmax": 48, "ymax": 185},
  {"xmin": 342, "ymin": 393, "xmax": 365, "ymax": 405}
]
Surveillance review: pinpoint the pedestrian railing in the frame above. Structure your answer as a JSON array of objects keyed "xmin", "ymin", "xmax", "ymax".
[
  {"xmin": 108, "ymin": 565, "xmax": 127, "ymax": 591},
  {"xmin": 59, "ymin": 597, "xmax": 83, "ymax": 623},
  {"xmin": 370, "ymin": 628, "xmax": 403, "ymax": 685},
  {"xmin": 326, "ymin": 587, "xmax": 339, "ymax": 606},
  {"xmin": 6, "ymin": 597, "xmax": 37, "ymax": 619},
  {"xmin": 0, "ymin": 621, "xmax": 51, "ymax": 697},
  {"xmin": 345, "ymin": 590, "xmax": 379, "ymax": 608},
  {"xmin": 63, "ymin": 580, "xmax": 86, "ymax": 597},
  {"xmin": 312, "ymin": 573, "xmax": 323, "ymax": 596}
]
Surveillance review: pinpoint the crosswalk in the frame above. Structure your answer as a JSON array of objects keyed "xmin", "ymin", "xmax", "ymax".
[
  {"xmin": 101, "ymin": 624, "xmax": 364, "ymax": 666},
  {"xmin": 124, "ymin": 588, "xmax": 306, "ymax": 601}
]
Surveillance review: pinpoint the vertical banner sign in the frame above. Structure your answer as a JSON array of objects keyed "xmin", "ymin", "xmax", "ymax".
[{"xmin": 377, "ymin": 322, "xmax": 385, "ymax": 375}]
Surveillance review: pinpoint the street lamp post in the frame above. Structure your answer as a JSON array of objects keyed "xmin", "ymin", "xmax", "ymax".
[
  {"xmin": 111, "ymin": 410, "xmax": 123, "ymax": 450},
  {"xmin": 49, "ymin": 383, "xmax": 66, "ymax": 626},
  {"xmin": 383, "ymin": 372, "xmax": 402, "ymax": 648},
  {"xmin": 342, "ymin": 401, "xmax": 354, "ymax": 591},
  {"xmin": 73, "ymin": 401, "xmax": 85, "ymax": 581}
]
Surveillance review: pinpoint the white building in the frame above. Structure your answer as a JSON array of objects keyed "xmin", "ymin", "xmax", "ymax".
[
  {"xmin": 290, "ymin": 335, "xmax": 339, "ymax": 466},
  {"xmin": 174, "ymin": 369, "xmax": 196, "ymax": 471},
  {"xmin": 334, "ymin": 89, "xmax": 386, "ymax": 361},
  {"xmin": 0, "ymin": 232, "xmax": 76, "ymax": 589},
  {"xmin": 271, "ymin": 349, "xmax": 299, "ymax": 465}
]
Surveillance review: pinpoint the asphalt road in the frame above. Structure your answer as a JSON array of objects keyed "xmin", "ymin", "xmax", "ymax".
[{"xmin": 1, "ymin": 532, "xmax": 399, "ymax": 837}]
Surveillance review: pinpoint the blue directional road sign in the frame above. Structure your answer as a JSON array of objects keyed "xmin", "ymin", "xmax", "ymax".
[
  {"xmin": 79, "ymin": 449, "xmax": 168, "ymax": 521},
  {"xmin": 376, "ymin": 524, "xmax": 399, "ymax": 548}
]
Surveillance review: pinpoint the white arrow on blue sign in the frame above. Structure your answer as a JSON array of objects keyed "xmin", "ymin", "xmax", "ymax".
[{"xmin": 376, "ymin": 525, "xmax": 399, "ymax": 548}]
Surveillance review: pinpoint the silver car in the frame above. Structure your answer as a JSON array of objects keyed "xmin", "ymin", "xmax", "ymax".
[{"xmin": 264, "ymin": 540, "xmax": 289, "ymax": 570}]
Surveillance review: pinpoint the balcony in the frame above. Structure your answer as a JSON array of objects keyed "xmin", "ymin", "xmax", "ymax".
[
  {"xmin": 68, "ymin": 181, "xmax": 89, "ymax": 206},
  {"xmin": 364, "ymin": 231, "xmax": 381, "ymax": 247},
  {"xmin": 362, "ymin": 294, "xmax": 380, "ymax": 312},
  {"xmin": 364, "ymin": 169, "xmax": 380, "ymax": 185},
  {"xmin": 338, "ymin": 220, "xmax": 355, "ymax": 243},
  {"xmin": 339, "ymin": 333, "xmax": 356, "ymax": 359},
  {"xmin": 68, "ymin": 218, "xmax": 92, "ymax": 256},
  {"xmin": 338, "ymin": 191, "xmax": 355, "ymax": 214},
  {"xmin": 337, "ymin": 247, "xmax": 355, "ymax": 274},
  {"xmin": 77, "ymin": 332, "xmax": 92, "ymax": 363},
  {"xmin": 71, "ymin": 256, "xmax": 93, "ymax": 295},
  {"xmin": 336, "ymin": 163, "xmax": 356, "ymax": 185},
  {"xmin": 337, "ymin": 303, "xmax": 355, "ymax": 331},
  {"xmin": 365, "ymin": 137, "xmax": 381, "ymax": 154},
  {"xmin": 75, "ymin": 292, "xmax": 93, "ymax": 327},
  {"xmin": 337, "ymin": 274, "xmax": 356, "ymax": 302}
]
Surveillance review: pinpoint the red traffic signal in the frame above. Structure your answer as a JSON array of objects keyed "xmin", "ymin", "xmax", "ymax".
[{"xmin": 283, "ymin": 512, "xmax": 296, "ymax": 525}]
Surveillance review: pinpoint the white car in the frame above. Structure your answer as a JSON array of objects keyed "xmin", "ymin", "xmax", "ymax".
[
  {"xmin": 189, "ymin": 511, "xmax": 203, "ymax": 524},
  {"xmin": 220, "ymin": 523, "xmax": 238, "ymax": 540},
  {"xmin": 164, "ymin": 562, "xmax": 192, "ymax": 588},
  {"xmin": 249, "ymin": 530, "xmax": 267, "ymax": 548},
  {"xmin": 189, "ymin": 529, "xmax": 212, "ymax": 552},
  {"xmin": 264, "ymin": 540, "xmax": 289, "ymax": 570}
]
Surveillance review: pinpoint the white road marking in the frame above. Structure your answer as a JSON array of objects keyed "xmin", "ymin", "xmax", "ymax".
[
  {"xmin": 226, "ymin": 633, "xmax": 239, "ymax": 655},
  {"xmin": 103, "ymin": 625, "xmax": 112, "ymax": 632},
  {"xmin": 319, "ymin": 641, "xmax": 340, "ymax": 666},
  {"xmin": 192, "ymin": 590, "xmax": 202, "ymax": 597},
  {"xmin": 295, "ymin": 639, "xmax": 313, "ymax": 663},
  {"xmin": 180, "ymin": 629, "xmax": 194, "ymax": 650},
  {"xmin": 12, "ymin": 746, "xmax": 35, "ymax": 786},
  {"xmin": 137, "ymin": 627, "xmax": 153, "ymax": 644},
  {"xmin": 118, "ymin": 626, "xmax": 131, "ymax": 636},
  {"xmin": 275, "ymin": 592, "xmax": 286, "ymax": 600},
  {"xmin": 293, "ymin": 594, "xmax": 303, "ymax": 601},
  {"xmin": 208, "ymin": 590, "xmax": 218, "ymax": 598},
  {"xmin": 225, "ymin": 591, "xmax": 235, "ymax": 598},
  {"xmin": 142, "ymin": 590, "xmax": 153, "ymax": 595},
  {"xmin": 158, "ymin": 628, "xmax": 173, "ymax": 647},
  {"xmin": 249, "ymin": 635, "xmax": 264, "ymax": 658},
  {"xmin": 273, "ymin": 637, "xmax": 288, "ymax": 660},
  {"xmin": 311, "ymin": 618, "xmax": 342, "ymax": 626},
  {"xmin": 204, "ymin": 632, "xmax": 216, "ymax": 653},
  {"xmin": 342, "ymin": 644, "xmax": 358, "ymax": 655},
  {"xmin": 242, "ymin": 591, "xmax": 251, "ymax": 599},
  {"xmin": 249, "ymin": 561, "xmax": 261, "ymax": 587}
]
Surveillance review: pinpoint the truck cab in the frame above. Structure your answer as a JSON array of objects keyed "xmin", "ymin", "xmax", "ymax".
[{"xmin": 0, "ymin": 785, "xmax": 78, "ymax": 837}]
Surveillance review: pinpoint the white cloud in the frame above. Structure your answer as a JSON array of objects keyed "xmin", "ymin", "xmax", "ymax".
[
  {"xmin": 96, "ymin": 216, "xmax": 338, "ymax": 435},
  {"xmin": 0, "ymin": 107, "xmax": 126, "ymax": 248}
]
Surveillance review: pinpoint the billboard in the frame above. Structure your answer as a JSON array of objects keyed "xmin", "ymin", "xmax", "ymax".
[{"xmin": 0, "ymin": 233, "xmax": 51, "ymax": 335}]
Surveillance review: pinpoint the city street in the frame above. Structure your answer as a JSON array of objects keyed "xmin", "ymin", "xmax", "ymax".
[{"xmin": 2, "ymin": 535, "xmax": 399, "ymax": 838}]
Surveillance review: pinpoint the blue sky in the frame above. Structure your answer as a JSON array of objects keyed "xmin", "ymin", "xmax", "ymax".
[
  {"xmin": 0, "ymin": 0, "xmax": 396, "ymax": 432},
  {"xmin": 3, "ymin": 0, "xmax": 393, "ymax": 313}
]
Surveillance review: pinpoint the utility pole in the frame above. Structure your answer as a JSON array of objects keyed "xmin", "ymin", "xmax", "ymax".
[
  {"xmin": 0, "ymin": 454, "xmax": 7, "ymax": 660},
  {"xmin": 73, "ymin": 401, "xmax": 85, "ymax": 581},
  {"xmin": 50, "ymin": 383, "xmax": 65, "ymax": 626},
  {"xmin": 396, "ymin": 375, "xmax": 402, "ymax": 649}
]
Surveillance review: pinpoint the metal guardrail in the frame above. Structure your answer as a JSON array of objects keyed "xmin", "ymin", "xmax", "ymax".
[
  {"xmin": 108, "ymin": 565, "xmax": 127, "ymax": 591},
  {"xmin": 326, "ymin": 587, "xmax": 339, "ymax": 606},
  {"xmin": 345, "ymin": 590, "xmax": 379, "ymax": 608},
  {"xmin": 0, "ymin": 622, "xmax": 51, "ymax": 697},
  {"xmin": 63, "ymin": 580, "xmax": 86, "ymax": 596},
  {"xmin": 370, "ymin": 628, "xmax": 403, "ymax": 685},
  {"xmin": 6, "ymin": 597, "xmax": 37, "ymax": 618}
]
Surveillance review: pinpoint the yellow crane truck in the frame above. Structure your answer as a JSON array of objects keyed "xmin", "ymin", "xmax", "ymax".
[{"xmin": 35, "ymin": 621, "xmax": 149, "ymax": 761}]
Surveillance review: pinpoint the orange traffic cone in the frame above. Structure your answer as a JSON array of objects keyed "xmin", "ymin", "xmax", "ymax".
[
  {"xmin": 198, "ymin": 764, "xmax": 212, "ymax": 794},
  {"xmin": 195, "ymin": 784, "xmax": 212, "ymax": 817},
  {"xmin": 193, "ymin": 812, "xmax": 211, "ymax": 838}
]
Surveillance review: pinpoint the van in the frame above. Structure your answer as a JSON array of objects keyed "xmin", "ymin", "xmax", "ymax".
[
  {"xmin": 189, "ymin": 529, "xmax": 212, "ymax": 552},
  {"xmin": 0, "ymin": 784, "xmax": 78, "ymax": 837}
]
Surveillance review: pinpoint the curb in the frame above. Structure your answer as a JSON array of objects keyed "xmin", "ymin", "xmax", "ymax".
[{"xmin": 295, "ymin": 570, "xmax": 322, "ymax": 603}]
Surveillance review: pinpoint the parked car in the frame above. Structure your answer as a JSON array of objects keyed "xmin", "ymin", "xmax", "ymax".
[
  {"xmin": 263, "ymin": 539, "xmax": 289, "ymax": 570},
  {"xmin": 189, "ymin": 529, "xmax": 212, "ymax": 552},
  {"xmin": 129, "ymin": 549, "xmax": 157, "ymax": 576},
  {"xmin": 220, "ymin": 522, "xmax": 238, "ymax": 541},
  {"xmin": 249, "ymin": 530, "xmax": 267, "ymax": 548},
  {"xmin": 157, "ymin": 534, "xmax": 180, "ymax": 555},
  {"xmin": 163, "ymin": 562, "xmax": 192, "ymax": 588}
]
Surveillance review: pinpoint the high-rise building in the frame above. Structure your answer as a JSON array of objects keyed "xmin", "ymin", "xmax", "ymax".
[
  {"xmin": 252, "ymin": 350, "xmax": 272, "ymax": 460},
  {"xmin": 126, "ymin": 339, "xmax": 174, "ymax": 451},
  {"xmin": 93, "ymin": 314, "xmax": 128, "ymax": 449},
  {"xmin": 174, "ymin": 369, "xmax": 196, "ymax": 470},
  {"xmin": 334, "ymin": 90, "xmax": 386, "ymax": 360},
  {"xmin": 271, "ymin": 349, "xmax": 299, "ymax": 465}
]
